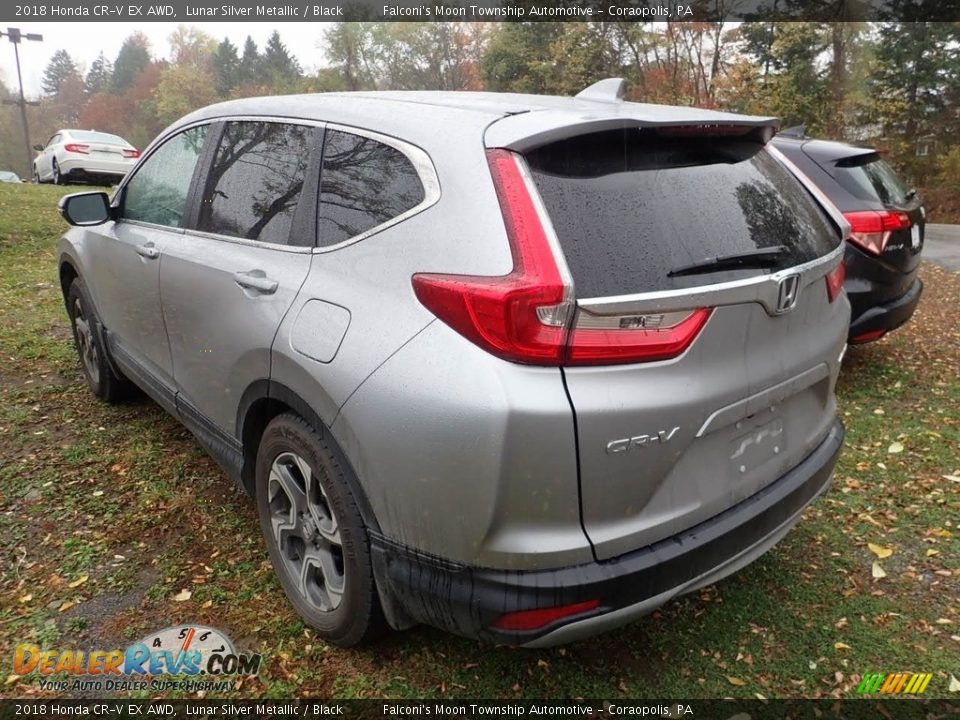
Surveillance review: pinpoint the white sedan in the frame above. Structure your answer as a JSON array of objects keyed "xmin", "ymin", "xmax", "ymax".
[{"xmin": 33, "ymin": 129, "xmax": 140, "ymax": 185}]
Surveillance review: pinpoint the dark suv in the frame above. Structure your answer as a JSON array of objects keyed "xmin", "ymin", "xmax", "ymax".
[{"xmin": 772, "ymin": 131, "xmax": 924, "ymax": 344}]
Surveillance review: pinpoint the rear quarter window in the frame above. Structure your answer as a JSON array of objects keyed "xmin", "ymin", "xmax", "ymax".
[
  {"xmin": 526, "ymin": 128, "xmax": 840, "ymax": 297},
  {"xmin": 830, "ymin": 153, "xmax": 910, "ymax": 206},
  {"xmin": 317, "ymin": 129, "xmax": 425, "ymax": 247}
]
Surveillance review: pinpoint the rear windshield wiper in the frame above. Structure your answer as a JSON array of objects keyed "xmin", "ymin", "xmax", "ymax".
[{"xmin": 667, "ymin": 246, "xmax": 788, "ymax": 278}]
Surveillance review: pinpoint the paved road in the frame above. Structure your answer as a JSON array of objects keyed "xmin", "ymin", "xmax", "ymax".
[{"xmin": 924, "ymin": 224, "xmax": 960, "ymax": 272}]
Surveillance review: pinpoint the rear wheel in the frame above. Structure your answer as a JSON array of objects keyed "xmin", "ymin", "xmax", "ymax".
[
  {"xmin": 32, "ymin": 165, "xmax": 41, "ymax": 184},
  {"xmin": 52, "ymin": 160, "xmax": 63, "ymax": 185},
  {"xmin": 255, "ymin": 414, "xmax": 385, "ymax": 647},
  {"xmin": 66, "ymin": 278, "xmax": 130, "ymax": 402}
]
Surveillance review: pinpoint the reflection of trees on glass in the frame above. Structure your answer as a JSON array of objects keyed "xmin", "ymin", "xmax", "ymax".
[
  {"xmin": 123, "ymin": 126, "xmax": 208, "ymax": 228},
  {"xmin": 198, "ymin": 121, "xmax": 316, "ymax": 245},
  {"xmin": 735, "ymin": 156, "xmax": 833, "ymax": 260},
  {"xmin": 318, "ymin": 130, "xmax": 425, "ymax": 246}
]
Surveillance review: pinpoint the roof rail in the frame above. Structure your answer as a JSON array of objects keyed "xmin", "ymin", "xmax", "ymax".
[
  {"xmin": 779, "ymin": 124, "xmax": 807, "ymax": 139},
  {"xmin": 575, "ymin": 78, "xmax": 625, "ymax": 104}
]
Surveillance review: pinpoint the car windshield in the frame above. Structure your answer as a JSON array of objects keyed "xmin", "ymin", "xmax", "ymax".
[
  {"xmin": 69, "ymin": 131, "xmax": 128, "ymax": 146},
  {"xmin": 831, "ymin": 153, "xmax": 911, "ymax": 206}
]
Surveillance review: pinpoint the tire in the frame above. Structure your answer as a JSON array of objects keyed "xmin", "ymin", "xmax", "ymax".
[
  {"xmin": 32, "ymin": 165, "xmax": 41, "ymax": 184},
  {"xmin": 255, "ymin": 413, "xmax": 385, "ymax": 647},
  {"xmin": 66, "ymin": 278, "xmax": 130, "ymax": 402},
  {"xmin": 52, "ymin": 160, "xmax": 63, "ymax": 185}
]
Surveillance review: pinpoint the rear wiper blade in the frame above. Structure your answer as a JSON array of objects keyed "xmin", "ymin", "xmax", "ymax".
[{"xmin": 668, "ymin": 246, "xmax": 788, "ymax": 277}]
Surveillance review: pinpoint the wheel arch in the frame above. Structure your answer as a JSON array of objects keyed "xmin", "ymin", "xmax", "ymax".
[{"xmin": 236, "ymin": 380, "xmax": 381, "ymax": 535}]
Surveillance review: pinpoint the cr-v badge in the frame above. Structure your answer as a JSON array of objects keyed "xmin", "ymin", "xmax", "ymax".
[{"xmin": 606, "ymin": 427, "xmax": 680, "ymax": 454}]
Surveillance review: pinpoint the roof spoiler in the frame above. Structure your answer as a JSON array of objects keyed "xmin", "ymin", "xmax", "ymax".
[
  {"xmin": 779, "ymin": 124, "xmax": 807, "ymax": 139},
  {"xmin": 575, "ymin": 78, "xmax": 626, "ymax": 104}
]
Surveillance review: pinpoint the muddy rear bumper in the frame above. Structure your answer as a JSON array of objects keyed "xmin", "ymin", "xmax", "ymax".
[{"xmin": 370, "ymin": 419, "xmax": 844, "ymax": 646}]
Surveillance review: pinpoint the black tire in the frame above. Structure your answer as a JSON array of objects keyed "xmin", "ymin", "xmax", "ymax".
[
  {"xmin": 255, "ymin": 413, "xmax": 385, "ymax": 647},
  {"xmin": 66, "ymin": 278, "xmax": 130, "ymax": 402},
  {"xmin": 32, "ymin": 165, "xmax": 41, "ymax": 184},
  {"xmin": 52, "ymin": 160, "xmax": 63, "ymax": 185}
]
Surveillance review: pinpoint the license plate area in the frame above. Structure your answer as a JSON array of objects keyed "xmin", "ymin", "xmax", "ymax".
[{"xmin": 729, "ymin": 412, "xmax": 785, "ymax": 475}]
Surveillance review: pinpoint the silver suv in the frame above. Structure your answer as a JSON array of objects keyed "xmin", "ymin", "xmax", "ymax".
[{"xmin": 57, "ymin": 80, "xmax": 849, "ymax": 647}]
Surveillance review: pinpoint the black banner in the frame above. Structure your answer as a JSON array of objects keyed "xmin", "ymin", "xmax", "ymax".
[
  {"xmin": 2, "ymin": 700, "xmax": 960, "ymax": 719},
  {"xmin": 3, "ymin": 0, "xmax": 960, "ymax": 23}
]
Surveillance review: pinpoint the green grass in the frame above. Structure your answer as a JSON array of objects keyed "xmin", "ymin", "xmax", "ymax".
[{"xmin": 0, "ymin": 183, "xmax": 957, "ymax": 700}]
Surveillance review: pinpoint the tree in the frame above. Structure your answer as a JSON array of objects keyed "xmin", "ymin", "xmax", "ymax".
[
  {"xmin": 481, "ymin": 23, "xmax": 567, "ymax": 93},
  {"xmin": 324, "ymin": 23, "xmax": 381, "ymax": 90},
  {"xmin": 113, "ymin": 33, "xmax": 152, "ymax": 93},
  {"xmin": 41, "ymin": 49, "xmax": 80, "ymax": 96},
  {"xmin": 169, "ymin": 25, "xmax": 217, "ymax": 68},
  {"xmin": 213, "ymin": 38, "xmax": 240, "ymax": 96},
  {"xmin": 85, "ymin": 52, "xmax": 112, "ymax": 94},
  {"xmin": 238, "ymin": 36, "xmax": 261, "ymax": 86},
  {"xmin": 153, "ymin": 64, "xmax": 218, "ymax": 126},
  {"xmin": 262, "ymin": 30, "xmax": 302, "ymax": 82}
]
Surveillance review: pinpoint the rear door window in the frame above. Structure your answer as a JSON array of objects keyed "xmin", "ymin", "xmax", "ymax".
[
  {"xmin": 526, "ymin": 128, "xmax": 840, "ymax": 297},
  {"xmin": 317, "ymin": 129, "xmax": 425, "ymax": 247},
  {"xmin": 830, "ymin": 153, "xmax": 910, "ymax": 206},
  {"xmin": 196, "ymin": 121, "xmax": 318, "ymax": 246}
]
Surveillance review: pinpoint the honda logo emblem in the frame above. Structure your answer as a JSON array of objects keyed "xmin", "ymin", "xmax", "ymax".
[{"xmin": 775, "ymin": 274, "xmax": 801, "ymax": 314}]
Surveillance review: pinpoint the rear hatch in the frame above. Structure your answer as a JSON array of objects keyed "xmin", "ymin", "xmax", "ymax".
[
  {"xmin": 522, "ymin": 126, "xmax": 849, "ymax": 560},
  {"xmin": 813, "ymin": 149, "xmax": 924, "ymax": 302}
]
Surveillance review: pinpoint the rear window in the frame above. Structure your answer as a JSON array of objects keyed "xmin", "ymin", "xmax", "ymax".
[
  {"xmin": 69, "ymin": 131, "xmax": 127, "ymax": 145},
  {"xmin": 831, "ymin": 153, "xmax": 910, "ymax": 206},
  {"xmin": 526, "ymin": 129, "xmax": 840, "ymax": 297}
]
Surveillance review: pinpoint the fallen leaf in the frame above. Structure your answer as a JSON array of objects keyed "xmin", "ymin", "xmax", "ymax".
[
  {"xmin": 834, "ymin": 642, "xmax": 851, "ymax": 651},
  {"xmin": 92, "ymin": 490, "xmax": 104, "ymax": 497},
  {"xmin": 58, "ymin": 601, "xmax": 74, "ymax": 612},
  {"xmin": 942, "ymin": 475, "xmax": 960, "ymax": 483},
  {"xmin": 173, "ymin": 589, "xmax": 192, "ymax": 602},
  {"xmin": 868, "ymin": 543, "xmax": 893, "ymax": 559},
  {"xmin": 727, "ymin": 676, "xmax": 746, "ymax": 686},
  {"xmin": 5, "ymin": 675, "xmax": 20, "ymax": 686},
  {"xmin": 18, "ymin": 594, "xmax": 32, "ymax": 603},
  {"xmin": 949, "ymin": 675, "xmax": 960, "ymax": 693},
  {"xmin": 872, "ymin": 562, "xmax": 887, "ymax": 579},
  {"xmin": 927, "ymin": 549, "xmax": 940, "ymax": 557},
  {"xmin": 888, "ymin": 441, "xmax": 904, "ymax": 454},
  {"xmin": 68, "ymin": 575, "xmax": 88, "ymax": 589},
  {"xmin": 201, "ymin": 600, "xmax": 213, "ymax": 609}
]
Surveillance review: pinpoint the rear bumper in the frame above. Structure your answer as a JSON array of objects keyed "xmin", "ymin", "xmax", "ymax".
[
  {"xmin": 371, "ymin": 419, "xmax": 844, "ymax": 646},
  {"xmin": 848, "ymin": 279, "xmax": 922, "ymax": 343},
  {"xmin": 59, "ymin": 157, "xmax": 133, "ymax": 178}
]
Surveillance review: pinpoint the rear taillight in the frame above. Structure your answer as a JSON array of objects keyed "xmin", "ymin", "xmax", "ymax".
[
  {"xmin": 412, "ymin": 149, "xmax": 711, "ymax": 366},
  {"xmin": 843, "ymin": 210, "xmax": 910, "ymax": 255},
  {"xmin": 825, "ymin": 262, "xmax": 845, "ymax": 303},
  {"xmin": 492, "ymin": 599, "xmax": 600, "ymax": 632},
  {"xmin": 850, "ymin": 328, "xmax": 887, "ymax": 344},
  {"xmin": 566, "ymin": 308, "xmax": 712, "ymax": 365},
  {"xmin": 412, "ymin": 149, "xmax": 571, "ymax": 365},
  {"xmin": 123, "ymin": 148, "xmax": 141, "ymax": 159},
  {"xmin": 63, "ymin": 143, "xmax": 89, "ymax": 154}
]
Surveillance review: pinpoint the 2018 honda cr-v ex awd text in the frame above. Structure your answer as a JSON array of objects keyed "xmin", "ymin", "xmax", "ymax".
[{"xmin": 57, "ymin": 79, "xmax": 849, "ymax": 647}]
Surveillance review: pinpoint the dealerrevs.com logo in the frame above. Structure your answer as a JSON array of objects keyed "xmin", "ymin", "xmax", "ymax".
[{"xmin": 13, "ymin": 625, "xmax": 262, "ymax": 693}]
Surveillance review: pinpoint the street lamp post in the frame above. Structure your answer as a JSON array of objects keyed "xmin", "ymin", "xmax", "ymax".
[{"xmin": 1, "ymin": 28, "xmax": 43, "ymax": 178}]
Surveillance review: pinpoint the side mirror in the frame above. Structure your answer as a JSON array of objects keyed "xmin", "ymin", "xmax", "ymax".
[
  {"xmin": 32, "ymin": 143, "xmax": 44, "ymax": 152},
  {"xmin": 59, "ymin": 192, "xmax": 111, "ymax": 226}
]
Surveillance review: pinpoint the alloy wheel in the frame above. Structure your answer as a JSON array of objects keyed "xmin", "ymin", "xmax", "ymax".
[
  {"xmin": 268, "ymin": 451, "xmax": 345, "ymax": 612},
  {"xmin": 72, "ymin": 296, "xmax": 100, "ymax": 385}
]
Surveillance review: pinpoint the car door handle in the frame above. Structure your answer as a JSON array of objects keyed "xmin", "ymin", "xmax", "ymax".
[
  {"xmin": 135, "ymin": 243, "xmax": 159, "ymax": 259},
  {"xmin": 233, "ymin": 271, "xmax": 278, "ymax": 294}
]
